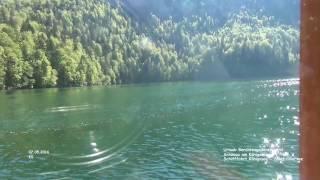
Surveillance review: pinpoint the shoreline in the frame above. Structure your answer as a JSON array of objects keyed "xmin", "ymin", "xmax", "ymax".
[{"xmin": 0, "ymin": 76, "xmax": 299, "ymax": 93}]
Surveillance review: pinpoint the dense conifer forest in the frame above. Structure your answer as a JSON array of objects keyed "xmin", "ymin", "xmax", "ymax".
[{"xmin": 0, "ymin": 0, "xmax": 299, "ymax": 89}]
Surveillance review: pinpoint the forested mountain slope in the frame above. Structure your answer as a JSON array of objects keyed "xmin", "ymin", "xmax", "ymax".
[
  {"xmin": 122, "ymin": 0, "xmax": 300, "ymax": 25},
  {"xmin": 0, "ymin": 0, "xmax": 299, "ymax": 89}
]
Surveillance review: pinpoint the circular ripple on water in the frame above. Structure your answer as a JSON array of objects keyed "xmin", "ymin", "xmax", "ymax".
[
  {"xmin": 46, "ymin": 115, "xmax": 146, "ymax": 178},
  {"xmin": 0, "ymin": 103, "xmax": 147, "ymax": 178}
]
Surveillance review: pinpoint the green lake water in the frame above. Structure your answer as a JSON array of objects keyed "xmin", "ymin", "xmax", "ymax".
[{"xmin": 0, "ymin": 78, "xmax": 300, "ymax": 179}]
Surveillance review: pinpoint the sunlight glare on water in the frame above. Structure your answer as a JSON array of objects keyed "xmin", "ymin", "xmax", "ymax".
[{"xmin": 0, "ymin": 78, "xmax": 299, "ymax": 179}]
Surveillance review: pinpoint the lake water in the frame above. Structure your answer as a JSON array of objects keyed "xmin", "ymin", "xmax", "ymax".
[{"xmin": 0, "ymin": 78, "xmax": 300, "ymax": 179}]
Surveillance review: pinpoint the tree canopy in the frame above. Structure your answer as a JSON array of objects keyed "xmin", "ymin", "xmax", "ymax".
[{"xmin": 0, "ymin": 0, "xmax": 299, "ymax": 89}]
